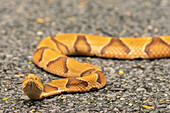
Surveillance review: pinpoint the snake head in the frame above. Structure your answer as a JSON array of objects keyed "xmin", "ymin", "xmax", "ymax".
[{"xmin": 22, "ymin": 74, "xmax": 43, "ymax": 100}]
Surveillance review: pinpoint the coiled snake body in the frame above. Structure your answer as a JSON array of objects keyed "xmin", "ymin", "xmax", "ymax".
[{"xmin": 22, "ymin": 33, "xmax": 170, "ymax": 100}]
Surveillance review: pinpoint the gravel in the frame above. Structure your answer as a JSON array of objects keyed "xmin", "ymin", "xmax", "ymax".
[{"xmin": 0, "ymin": 0, "xmax": 170, "ymax": 112}]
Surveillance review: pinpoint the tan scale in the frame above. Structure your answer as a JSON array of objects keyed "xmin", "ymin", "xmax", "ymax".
[
  {"xmin": 144, "ymin": 37, "xmax": 170, "ymax": 58},
  {"xmin": 119, "ymin": 37, "xmax": 153, "ymax": 59},
  {"xmin": 66, "ymin": 58, "xmax": 101, "ymax": 77},
  {"xmin": 22, "ymin": 33, "xmax": 170, "ymax": 100},
  {"xmin": 85, "ymin": 35, "xmax": 112, "ymax": 57},
  {"xmin": 160, "ymin": 36, "xmax": 170, "ymax": 45},
  {"xmin": 36, "ymin": 36, "xmax": 58, "ymax": 50},
  {"xmin": 53, "ymin": 34, "xmax": 80, "ymax": 55}
]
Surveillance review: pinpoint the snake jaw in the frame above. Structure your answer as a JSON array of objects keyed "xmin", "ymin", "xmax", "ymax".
[{"xmin": 22, "ymin": 74, "xmax": 44, "ymax": 100}]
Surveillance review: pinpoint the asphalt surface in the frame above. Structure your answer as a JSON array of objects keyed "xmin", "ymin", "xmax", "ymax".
[{"xmin": 0, "ymin": 0, "xmax": 170, "ymax": 112}]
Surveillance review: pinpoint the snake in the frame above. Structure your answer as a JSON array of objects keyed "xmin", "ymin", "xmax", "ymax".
[{"xmin": 22, "ymin": 33, "xmax": 170, "ymax": 100}]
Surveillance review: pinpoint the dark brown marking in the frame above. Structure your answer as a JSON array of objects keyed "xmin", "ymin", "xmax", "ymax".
[
  {"xmin": 34, "ymin": 47, "xmax": 49, "ymax": 62},
  {"xmin": 90, "ymin": 87, "xmax": 98, "ymax": 91},
  {"xmin": 66, "ymin": 78, "xmax": 88, "ymax": 88},
  {"xmin": 50, "ymin": 35, "xmax": 69, "ymax": 54},
  {"xmin": 145, "ymin": 37, "xmax": 170, "ymax": 56},
  {"xmin": 74, "ymin": 35, "xmax": 91, "ymax": 53},
  {"xmin": 47, "ymin": 57, "xmax": 68, "ymax": 73},
  {"xmin": 80, "ymin": 69, "xmax": 95, "ymax": 77},
  {"xmin": 96, "ymin": 71, "xmax": 104, "ymax": 84},
  {"xmin": 43, "ymin": 84, "xmax": 58, "ymax": 92},
  {"xmin": 101, "ymin": 38, "xmax": 130, "ymax": 54}
]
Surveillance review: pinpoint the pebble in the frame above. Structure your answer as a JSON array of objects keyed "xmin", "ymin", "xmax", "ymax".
[
  {"xmin": 129, "ymin": 103, "xmax": 133, "ymax": 106},
  {"xmin": 20, "ymin": 95, "xmax": 29, "ymax": 100},
  {"xmin": 6, "ymin": 54, "xmax": 13, "ymax": 58},
  {"xmin": 166, "ymin": 105, "xmax": 170, "ymax": 109},
  {"xmin": 36, "ymin": 31, "xmax": 44, "ymax": 36},
  {"xmin": 136, "ymin": 88, "xmax": 146, "ymax": 92},
  {"xmin": 113, "ymin": 107, "xmax": 119, "ymax": 112},
  {"xmin": 148, "ymin": 83, "xmax": 153, "ymax": 86},
  {"xmin": 157, "ymin": 104, "xmax": 167, "ymax": 108},
  {"xmin": 120, "ymin": 97, "xmax": 125, "ymax": 100}
]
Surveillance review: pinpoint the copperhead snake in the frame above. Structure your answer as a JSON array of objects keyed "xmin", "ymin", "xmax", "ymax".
[{"xmin": 22, "ymin": 33, "xmax": 170, "ymax": 100}]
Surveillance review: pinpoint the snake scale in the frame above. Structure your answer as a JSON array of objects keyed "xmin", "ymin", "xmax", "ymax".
[{"xmin": 22, "ymin": 33, "xmax": 170, "ymax": 100}]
